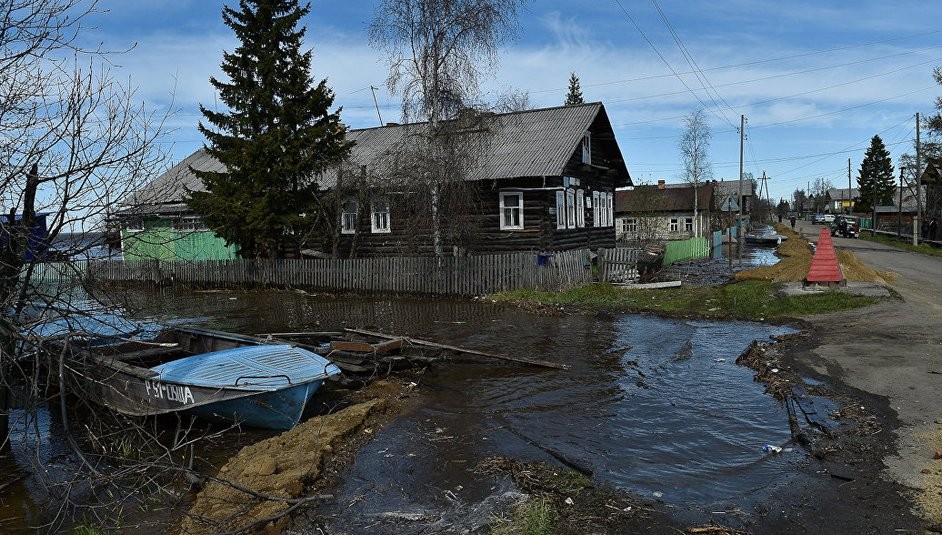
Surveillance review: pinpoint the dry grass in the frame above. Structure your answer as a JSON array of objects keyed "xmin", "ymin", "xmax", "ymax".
[{"xmin": 735, "ymin": 223, "xmax": 893, "ymax": 283}]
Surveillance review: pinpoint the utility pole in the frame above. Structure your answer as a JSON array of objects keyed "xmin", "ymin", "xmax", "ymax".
[
  {"xmin": 738, "ymin": 115, "xmax": 744, "ymax": 251},
  {"xmin": 759, "ymin": 171, "xmax": 771, "ymax": 222},
  {"xmin": 847, "ymin": 158, "xmax": 851, "ymax": 214},
  {"xmin": 370, "ymin": 86, "xmax": 383, "ymax": 126},
  {"xmin": 916, "ymin": 112, "xmax": 922, "ymax": 241}
]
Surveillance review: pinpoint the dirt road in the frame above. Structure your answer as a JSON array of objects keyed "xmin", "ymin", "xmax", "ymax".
[{"xmin": 794, "ymin": 219, "xmax": 942, "ymax": 522}]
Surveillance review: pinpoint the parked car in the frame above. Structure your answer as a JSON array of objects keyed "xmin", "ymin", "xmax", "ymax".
[
  {"xmin": 812, "ymin": 213, "xmax": 828, "ymax": 224},
  {"xmin": 831, "ymin": 215, "xmax": 859, "ymax": 238}
]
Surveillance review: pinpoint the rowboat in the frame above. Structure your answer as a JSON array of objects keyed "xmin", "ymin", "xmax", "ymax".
[
  {"xmin": 744, "ymin": 226, "xmax": 788, "ymax": 245},
  {"xmin": 63, "ymin": 326, "xmax": 340, "ymax": 430}
]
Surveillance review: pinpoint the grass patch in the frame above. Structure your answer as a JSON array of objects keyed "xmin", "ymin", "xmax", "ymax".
[
  {"xmin": 490, "ymin": 497, "xmax": 558, "ymax": 535},
  {"xmin": 859, "ymin": 231, "xmax": 942, "ymax": 257},
  {"xmin": 492, "ymin": 280, "xmax": 880, "ymax": 320}
]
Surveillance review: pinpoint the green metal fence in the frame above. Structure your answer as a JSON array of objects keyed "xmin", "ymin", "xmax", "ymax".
[{"xmin": 664, "ymin": 237, "xmax": 709, "ymax": 266}]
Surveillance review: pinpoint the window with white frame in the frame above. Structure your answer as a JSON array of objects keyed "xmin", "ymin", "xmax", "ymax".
[
  {"xmin": 592, "ymin": 191, "xmax": 601, "ymax": 227},
  {"xmin": 500, "ymin": 191, "xmax": 524, "ymax": 230},
  {"xmin": 622, "ymin": 217, "xmax": 637, "ymax": 234},
  {"xmin": 669, "ymin": 218, "xmax": 679, "ymax": 232},
  {"xmin": 582, "ymin": 132, "xmax": 592, "ymax": 165},
  {"xmin": 341, "ymin": 199, "xmax": 358, "ymax": 234},
  {"xmin": 575, "ymin": 189, "xmax": 585, "ymax": 227},
  {"xmin": 684, "ymin": 217, "xmax": 693, "ymax": 233},
  {"xmin": 566, "ymin": 189, "xmax": 576, "ymax": 229},
  {"xmin": 555, "ymin": 190, "xmax": 566, "ymax": 229},
  {"xmin": 606, "ymin": 193, "xmax": 614, "ymax": 227},
  {"xmin": 371, "ymin": 198, "xmax": 391, "ymax": 233}
]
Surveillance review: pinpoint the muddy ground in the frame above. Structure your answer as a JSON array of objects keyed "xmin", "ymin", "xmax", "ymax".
[{"xmin": 170, "ymin": 224, "xmax": 941, "ymax": 534}]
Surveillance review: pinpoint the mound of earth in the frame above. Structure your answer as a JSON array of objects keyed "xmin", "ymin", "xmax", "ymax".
[
  {"xmin": 177, "ymin": 380, "xmax": 409, "ymax": 534},
  {"xmin": 735, "ymin": 223, "xmax": 892, "ymax": 283}
]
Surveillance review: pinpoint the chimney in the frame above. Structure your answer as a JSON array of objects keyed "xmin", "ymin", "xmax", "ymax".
[{"xmin": 657, "ymin": 179, "xmax": 666, "ymax": 189}]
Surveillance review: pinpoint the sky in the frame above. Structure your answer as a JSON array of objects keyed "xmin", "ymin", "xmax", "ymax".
[{"xmin": 83, "ymin": 0, "xmax": 942, "ymax": 204}]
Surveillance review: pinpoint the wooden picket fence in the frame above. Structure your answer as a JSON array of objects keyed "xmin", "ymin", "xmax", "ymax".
[{"xmin": 66, "ymin": 249, "xmax": 596, "ymax": 296}]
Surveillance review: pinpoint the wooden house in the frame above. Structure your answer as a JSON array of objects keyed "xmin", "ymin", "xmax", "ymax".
[
  {"xmin": 116, "ymin": 102, "xmax": 630, "ymax": 259},
  {"xmin": 114, "ymin": 151, "xmax": 239, "ymax": 260},
  {"xmin": 328, "ymin": 102, "xmax": 631, "ymax": 257},
  {"xmin": 825, "ymin": 188, "xmax": 859, "ymax": 214},
  {"xmin": 614, "ymin": 181, "xmax": 715, "ymax": 241}
]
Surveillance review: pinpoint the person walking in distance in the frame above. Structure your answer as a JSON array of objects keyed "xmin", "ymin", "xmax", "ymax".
[{"xmin": 789, "ymin": 215, "xmax": 796, "ymax": 229}]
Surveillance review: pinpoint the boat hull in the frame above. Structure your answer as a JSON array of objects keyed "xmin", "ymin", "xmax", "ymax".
[{"xmin": 72, "ymin": 328, "xmax": 340, "ymax": 430}]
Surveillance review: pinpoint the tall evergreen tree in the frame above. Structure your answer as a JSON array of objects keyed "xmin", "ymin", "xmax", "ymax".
[
  {"xmin": 188, "ymin": 0, "xmax": 352, "ymax": 258},
  {"xmin": 856, "ymin": 135, "xmax": 895, "ymax": 213},
  {"xmin": 564, "ymin": 72, "xmax": 584, "ymax": 106}
]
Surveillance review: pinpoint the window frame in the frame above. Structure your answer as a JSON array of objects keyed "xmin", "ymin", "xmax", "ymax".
[
  {"xmin": 669, "ymin": 217, "xmax": 680, "ymax": 232},
  {"xmin": 592, "ymin": 191, "xmax": 601, "ymax": 227},
  {"xmin": 623, "ymin": 217, "xmax": 637, "ymax": 234},
  {"xmin": 341, "ymin": 198, "xmax": 358, "ymax": 235},
  {"xmin": 575, "ymin": 189, "xmax": 585, "ymax": 228},
  {"xmin": 684, "ymin": 217, "xmax": 694, "ymax": 233},
  {"xmin": 370, "ymin": 198, "xmax": 391, "ymax": 234},
  {"xmin": 500, "ymin": 191, "xmax": 524, "ymax": 230},
  {"xmin": 582, "ymin": 132, "xmax": 592, "ymax": 165},
  {"xmin": 565, "ymin": 189, "xmax": 576, "ymax": 229}
]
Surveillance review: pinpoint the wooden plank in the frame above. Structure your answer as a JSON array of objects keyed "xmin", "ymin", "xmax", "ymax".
[
  {"xmin": 331, "ymin": 340, "xmax": 376, "ymax": 353},
  {"xmin": 344, "ymin": 328, "xmax": 570, "ymax": 370}
]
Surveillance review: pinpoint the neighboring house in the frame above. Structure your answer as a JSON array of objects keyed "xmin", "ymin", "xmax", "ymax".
[
  {"xmin": 114, "ymin": 151, "xmax": 239, "ymax": 260},
  {"xmin": 825, "ymin": 188, "xmax": 859, "ymax": 214},
  {"xmin": 919, "ymin": 158, "xmax": 942, "ymax": 220},
  {"xmin": 118, "ymin": 102, "xmax": 632, "ymax": 259},
  {"xmin": 711, "ymin": 179, "xmax": 754, "ymax": 217},
  {"xmin": 614, "ymin": 181, "xmax": 714, "ymax": 241},
  {"xmin": 873, "ymin": 185, "xmax": 926, "ymax": 230}
]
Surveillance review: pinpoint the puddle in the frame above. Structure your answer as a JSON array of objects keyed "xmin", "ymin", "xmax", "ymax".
[{"xmin": 6, "ymin": 290, "xmax": 812, "ymax": 531}]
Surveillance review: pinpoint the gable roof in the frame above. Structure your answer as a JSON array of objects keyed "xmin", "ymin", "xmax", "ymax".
[
  {"xmin": 826, "ymin": 187, "xmax": 860, "ymax": 200},
  {"xmin": 712, "ymin": 179, "xmax": 754, "ymax": 197},
  {"xmin": 615, "ymin": 183, "xmax": 715, "ymax": 214},
  {"xmin": 119, "ymin": 102, "xmax": 630, "ymax": 211}
]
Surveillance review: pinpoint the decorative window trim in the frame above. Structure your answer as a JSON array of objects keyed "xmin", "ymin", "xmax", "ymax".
[
  {"xmin": 341, "ymin": 198, "xmax": 358, "ymax": 234},
  {"xmin": 575, "ymin": 189, "xmax": 585, "ymax": 228},
  {"xmin": 582, "ymin": 132, "xmax": 592, "ymax": 165},
  {"xmin": 607, "ymin": 193, "xmax": 614, "ymax": 227},
  {"xmin": 566, "ymin": 189, "xmax": 576, "ymax": 229},
  {"xmin": 684, "ymin": 217, "xmax": 693, "ymax": 233},
  {"xmin": 370, "ymin": 198, "xmax": 391, "ymax": 234},
  {"xmin": 669, "ymin": 217, "xmax": 679, "ymax": 232},
  {"xmin": 592, "ymin": 191, "xmax": 601, "ymax": 227},
  {"xmin": 500, "ymin": 191, "xmax": 524, "ymax": 230},
  {"xmin": 556, "ymin": 190, "xmax": 566, "ymax": 230}
]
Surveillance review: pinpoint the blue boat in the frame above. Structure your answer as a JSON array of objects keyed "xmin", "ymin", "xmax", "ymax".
[{"xmin": 68, "ymin": 326, "xmax": 341, "ymax": 430}]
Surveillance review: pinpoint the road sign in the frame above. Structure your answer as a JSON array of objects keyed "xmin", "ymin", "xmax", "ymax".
[{"xmin": 720, "ymin": 195, "xmax": 740, "ymax": 212}]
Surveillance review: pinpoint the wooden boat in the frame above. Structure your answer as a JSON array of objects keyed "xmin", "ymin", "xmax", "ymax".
[
  {"xmin": 744, "ymin": 226, "xmax": 788, "ymax": 245},
  {"xmin": 64, "ymin": 326, "xmax": 340, "ymax": 430}
]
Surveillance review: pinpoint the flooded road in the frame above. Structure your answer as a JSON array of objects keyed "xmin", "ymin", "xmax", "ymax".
[{"xmin": 4, "ymin": 288, "xmax": 817, "ymax": 531}]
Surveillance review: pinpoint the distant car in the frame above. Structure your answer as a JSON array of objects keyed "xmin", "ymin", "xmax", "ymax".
[
  {"xmin": 831, "ymin": 215, "xmax": 859, "ymax": 238},
  {"xmin": 821, "ymin": 214, "xmax": 835, "ymax": 224},
  {"xmin": 812, "ymin": 213, "xmax": 826, "ymax": 224}
]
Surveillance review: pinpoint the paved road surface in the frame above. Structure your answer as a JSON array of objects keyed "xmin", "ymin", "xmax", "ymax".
[{"xmin": 792, "ymin": 219, "xmax": 942, "ymax": 519}]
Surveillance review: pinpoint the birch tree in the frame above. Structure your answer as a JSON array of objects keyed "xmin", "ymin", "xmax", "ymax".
[
  {"xmin": 369, "ymin": 0, "xmax": 525, "ymax": 256},
  {"xmin": 678, "ymin": 110, "xmax": 712, "ymax": 237}
]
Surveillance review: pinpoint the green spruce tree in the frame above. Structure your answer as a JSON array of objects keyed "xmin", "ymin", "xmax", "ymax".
[
  {"xmin": 565, "ymin": 72, "xmax": 584, "ymax": 106},
  {"xmin": 188, "ymin": 0, "xmax": 352, "ymax": 258},
  {"xmin": 856, "ymin": 135, "xmax": 895, "ymax": 213}
]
